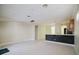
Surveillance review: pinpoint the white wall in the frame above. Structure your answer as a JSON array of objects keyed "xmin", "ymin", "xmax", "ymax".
[
  {"xmin": 36, "ymin": 24, "xmax": 63, "ymax": 40},
  {"xmin": 0, "ymin": 21, "xmax": 35, "ymax": 45},
  {"xmin": 36, "ymin": 25, "xmax": 51, "ymax": 40},
  {"xmin": 74, "ymin": 5, "xmax": 79, "ymax": 54},
  {"xmin": 55, "ymin": 24, "xmax": 62, "ymax": 35},
  {"xmin": 36, "ymin": 23, "xmax": 67, "ymax": 40},
  {"xmin": 75, "ymin": 11, "xmax": 79, "ymax": 54}
]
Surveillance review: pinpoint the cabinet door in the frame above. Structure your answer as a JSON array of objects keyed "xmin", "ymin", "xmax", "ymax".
[{"xmin": 46, "ymin": 35, "xmax": 74, "ymax": 44}]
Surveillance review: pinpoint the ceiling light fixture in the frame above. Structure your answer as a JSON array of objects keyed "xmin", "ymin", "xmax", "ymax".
[
  {"xmin": 42, "ymin": 4, "xmax": 48, "ymax": 8},
  {"xmin": 30, "ymin": 20, "xmax": 35, "ymax": 23},
  {"xmin": 27, "ymin": 15, "xmax": 31, "ymax": 17}
]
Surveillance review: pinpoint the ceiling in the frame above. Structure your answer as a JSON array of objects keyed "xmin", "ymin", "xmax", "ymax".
[{"xmin": 0, "ymin": 4, "xmax": 78, "ymax": 24}]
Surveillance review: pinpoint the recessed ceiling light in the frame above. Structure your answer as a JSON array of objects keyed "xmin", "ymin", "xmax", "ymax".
[
  {"xmin": 30, "ymin": 20, "xmax": 35, "ymax": 22},
  {"xmin": 27, "ymin": 16, "xmax": 31, "ymax": 17},
  {"xmin": 42, "ymin": 4, "xmax": 48, "ymax": 8}
]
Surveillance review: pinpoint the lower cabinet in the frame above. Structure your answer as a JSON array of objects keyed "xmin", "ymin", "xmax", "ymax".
[{"xmin": 46, "ymin": 35, "xmax": 74, "ymax": 44}]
